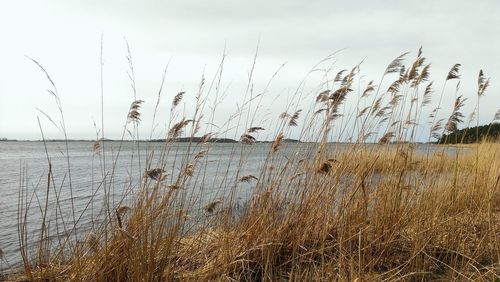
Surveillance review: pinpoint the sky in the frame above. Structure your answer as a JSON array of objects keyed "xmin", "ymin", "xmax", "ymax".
[{"xmin": 0, "ymin": 0, "xmax": 499, "ymax": 141}]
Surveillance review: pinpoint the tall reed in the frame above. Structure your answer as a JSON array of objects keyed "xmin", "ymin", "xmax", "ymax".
[{"xmin": 6, "ymin": 47, "xmax": 500, "ymax": 281}]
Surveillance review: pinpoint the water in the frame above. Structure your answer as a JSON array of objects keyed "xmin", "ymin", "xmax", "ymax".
[
  {"xmin": 0, "ymin": 141, "xmax": 462, "ymax": 270},
  {"xmin": 0, "ymin": 140, "xmax": 300, "ymax": 270}
]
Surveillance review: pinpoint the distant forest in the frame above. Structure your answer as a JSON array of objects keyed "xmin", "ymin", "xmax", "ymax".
[{"xmin": 438, "ymin": 123, "xmax": 500, "ymax": 144}]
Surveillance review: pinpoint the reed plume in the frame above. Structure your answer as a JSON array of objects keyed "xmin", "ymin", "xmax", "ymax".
[
  {"xmin": 204, "ymin": 200, "xmax": 221, "ymax": 213},
  {"xmin": 329, "ymin": 85, "xmax": 352, "ymax": 116},
  {"xmin": 168, "ymin": 119, "xmax": 192, "ymax": 139},
  {"xmin": 184, "ymin": 164, "xmax": 194, "ymax": 176},
  {"xmin": 199, "ymin": 133, "xmax": 213, "ymax": 143},
  {"xmin": 334, "ymin": 69, "xmax": 347, "ymax": 82},
  {"xmin": 362, "ymin": 81, "xmax": 375, "ymax": 97},
  {"xmin": 316, "ymin": 90, "xmax": 330, "ymax": 102},
  {"xmin": 445, "ymin": 95, "xmax": 467, "ymax": 132},
  {"xmin": 385, "ymin": 52, "xmax": 409, "ymax": 74},
  {"xmin": 387, "ymin": 78, "xmax": 403, "ymax": 94},
  {"xmin": 172, "ymin": 91, "xmax": 185, "ymax": 108},
  {"xmin": 375, "ymin": 106, "xmax": 390, "ymax": 118},
  {"xmin": 378, "ymin": 131, "xmax": 395, "ymax": 144},
  {"xmin": 93, "ymin": 140, "xmax": 101, "ymax": 155},
  {"xmin": 371, "ymin": 97, "xmax": 382, "ymax": 116},
  {"xmin": 272, "ymin": 132, "xmax": 284, "ymax": 152},
  {"xmin": 430, "ymin": 119, "xmax": 444, "ymax": 139},
  {"xmin": 239, "ymin": 175, "xmax": 258, "ymax": 183},
  {"xmin": 357, "ymin": 106, "xmax": 370, "ymax": 118},
  {"xmin": 145, "ymin": 168, "xmax": 166, "ymax": 181},
  {"xmin": 477, "ymin": 70, "xmax": 490, "ymax": 96},
  {"xmin": 446, "ymin": 64, "xmax": 461, "ymax": 80},
  {"xmin": 127, "ymin": 100, "xmax": 144, "ymax": 123},
  {"xmin": 247, "ymin": 127, "xmax": 265, "ymax": 133},
  {"xmin": 411, "ymin": 63, "xmax": 430, "ymax": 87},
  {"xmin": 240, "ymin": 134, "xmax": 256, "ymax": 144},
  {"xmin": 279, "ymin": 112, "xmax": 289, "ymax": 119},
  {"xmin": 194, "ymin": 150, "xmax": 207, "ymax": 160},
  {"xmin": 421, "ymin": 81, "xmax": 434, "ymax": 106},
  {"xmin": 116, "ymin": 205, "xmax": 131, "ymax": 216},
  {"xmin": 288, "ymin": 110, "xmax": 302, "ymax": 126},
  {"xmin": 408, "ymin": 56, "xmax": 425, "ymax": 82},
  {"xmin": 317, "ymin": 161, "xmax": 332, "ymax": 173}
]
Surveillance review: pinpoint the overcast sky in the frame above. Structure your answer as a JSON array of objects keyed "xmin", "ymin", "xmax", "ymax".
[{"xmin": 0, "ymin": 0, "xmax": 499, "ymax": 140}]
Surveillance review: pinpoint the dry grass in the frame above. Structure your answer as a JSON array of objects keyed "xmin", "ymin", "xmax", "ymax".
[
  {"xmin": 12, "ymin": 143, "xmax": 499, "ymax": 281},
  {"xmin": 6, "ymin": 48, "xmax": 500, "ymax": 281}
]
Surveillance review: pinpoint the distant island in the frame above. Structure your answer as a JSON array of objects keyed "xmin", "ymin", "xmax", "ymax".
[
  {"xmin": 0, "ymin": 137, "xmax": 301, "ymax": 143},
  {"xmin": 150, "ymin": 137, "xmax": 300, "ymax": 143},
  {"xmin": 149, "ymin": 137, "xmax": 238, "ymax": 143},
  {"xmin": 439, "ymin": 123, "xmax": 500, "ymax": 144}
]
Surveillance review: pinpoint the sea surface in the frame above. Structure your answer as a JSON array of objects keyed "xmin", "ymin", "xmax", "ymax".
[{"xmin": 0, "ymin": 141, "xmax": 462, "ymax": 270}]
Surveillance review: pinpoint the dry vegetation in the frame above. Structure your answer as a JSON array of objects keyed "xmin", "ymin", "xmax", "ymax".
[{"xmin": 4, "ymin": 47, "xmax": 500, "ymax": 281}]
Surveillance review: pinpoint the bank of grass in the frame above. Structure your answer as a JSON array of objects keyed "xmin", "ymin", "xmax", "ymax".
[{"xmin": 7, "ymin": 49, "xmax": 500, "ymax": 281}]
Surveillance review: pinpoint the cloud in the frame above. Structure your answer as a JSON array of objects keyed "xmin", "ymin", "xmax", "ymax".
[{"xmin": 0, "ymin": 0, "xmax": 499, "ymax": 140}]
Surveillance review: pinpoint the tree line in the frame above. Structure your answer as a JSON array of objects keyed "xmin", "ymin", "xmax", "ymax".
[{"xmin": 438, "ymin": 123, "xmax": 500, "ymax": 144}]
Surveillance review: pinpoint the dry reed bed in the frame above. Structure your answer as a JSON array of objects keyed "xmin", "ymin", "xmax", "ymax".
[
  {"xmin": 11, "ymin": 143, "xmax": 499, "ymax": 281},
  {"xmin": 7, "ymin": 48, "xmax": 500, "ymax": 281}
]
